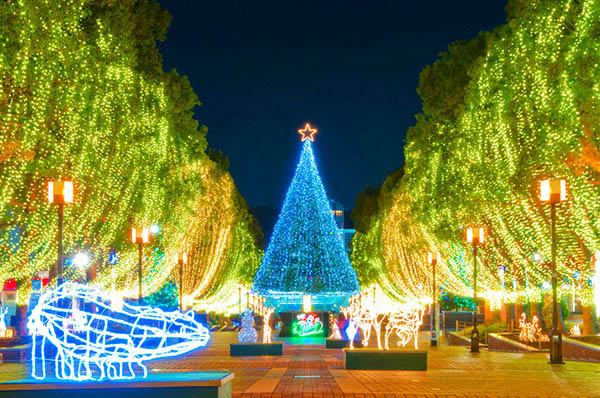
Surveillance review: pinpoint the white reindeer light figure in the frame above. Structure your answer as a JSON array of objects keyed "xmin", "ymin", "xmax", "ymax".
[
  {"xmin": 262, "ymin": 306, "xmax": 275, "ymax": 343},
  {"xmin": 341, "ymin": 292, "xmax": 425, "ymax": 350}
]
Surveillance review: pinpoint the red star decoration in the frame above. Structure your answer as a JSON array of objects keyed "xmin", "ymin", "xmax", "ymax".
[{"xmin": 298, "ymin": 123, "xmax": 318, "ymax": 142}]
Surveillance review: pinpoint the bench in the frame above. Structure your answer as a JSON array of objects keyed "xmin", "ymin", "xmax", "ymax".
[{"xmin": 0, "ymin": 371, "xmax": 233, "ymax": 398}]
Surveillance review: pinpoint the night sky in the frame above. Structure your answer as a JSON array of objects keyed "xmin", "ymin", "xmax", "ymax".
[{"xmin": 158, "ymin": 1, "xmax": 507, "ymax": 209}]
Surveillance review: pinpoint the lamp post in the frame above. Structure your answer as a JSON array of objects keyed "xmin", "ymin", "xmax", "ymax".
[
  {"xmin": 237, "ymin": 284, "xmax": 244, "ymax": 314},
  {"xmin": 176, "ymin": 252, "xmax": 188, "ymax": 312},
  {"xmin": 48, "ymin": 180, "xmax": 73, "ymax": 284},
  {"xmin": 466, "ymin": 227, "xmax": 484, "ymax": 353},
  {"xmin": 428, "ymin": 252, "xmax": 440, "ymax": 346},
  {"xmin": 131, "ymin": 227, "xmax": 149, "ymax": 301},
  {"xmin": 540, "ymin": 178, "xmax": 567, "ymax": 364}
]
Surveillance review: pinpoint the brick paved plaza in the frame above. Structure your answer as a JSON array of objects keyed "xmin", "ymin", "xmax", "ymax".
[
  {"xmin": 1, "ymin": 332, "xmax": 598, "ymax": 398},
  {"xmin": 149, "ymin": 333, "xmax": 598, "ymax": 398}
]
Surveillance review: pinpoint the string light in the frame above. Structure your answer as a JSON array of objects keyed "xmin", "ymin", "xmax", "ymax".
[
  {"xmin": 351, "ymin": 0, "xmax": 600, "ymax": 310},
  {"xmin": 518, "ymin": 313, "xmax": 548, "ymax": 344},
  {"xmin": 253, "ymin": 129, "xmax": 359, "ymax": 305},
  {"xmin": 27, "ymin": 283, "xmax": 210, "ymax": 381},
  {"xmin": 292, "ymin": 313, "xmax": 324, "ymax": 336},
  {"xmin": 341, "ymin": 293, "xmax": 425, "ymax": 350}
]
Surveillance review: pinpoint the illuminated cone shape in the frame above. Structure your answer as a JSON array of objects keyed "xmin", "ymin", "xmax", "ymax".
[{"xmin": 253, "ymin": 140, "xmax": 359, "ymax": 296}]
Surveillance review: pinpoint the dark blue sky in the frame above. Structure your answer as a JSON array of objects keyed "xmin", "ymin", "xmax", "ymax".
[{"xmin": 158, "ymin": 0, "xmax": 507, "ymax": 209}]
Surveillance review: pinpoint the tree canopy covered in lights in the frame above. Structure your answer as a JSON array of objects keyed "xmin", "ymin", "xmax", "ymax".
[
  {"xmin": 0, "ymin": 0, "xmax": 261, "ymax": 304},
  {"xmin": 352, "ymin": 0, "xmax": 600, "ymax": 307}
]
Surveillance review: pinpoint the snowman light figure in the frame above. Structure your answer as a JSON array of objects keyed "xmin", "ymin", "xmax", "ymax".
[{"xmin": 238, "ymin": 308, "xmax": 258, "ymax": 343}]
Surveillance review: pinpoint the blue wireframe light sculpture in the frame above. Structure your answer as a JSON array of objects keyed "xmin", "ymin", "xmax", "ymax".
[{"xmin": 27, "ymin": 283, "xmax": 210, "ymax": 381}]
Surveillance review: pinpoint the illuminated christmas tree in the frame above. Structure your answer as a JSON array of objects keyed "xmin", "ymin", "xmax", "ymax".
[{"xmin": 253, "ymin": 124, "xmax": 359, "ymax": 306}]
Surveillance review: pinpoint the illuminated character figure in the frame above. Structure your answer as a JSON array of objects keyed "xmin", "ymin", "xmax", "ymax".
[
  {"xmin": 518, "ymin": 313, "xmax": 548, "ymax": 345},
  {"xmin": 292, "ymin": 313, "xmax": 323, "ymax": 336},
  {"xmin": 27, "ymin": 283, "xmax": 210, "ymax": 381},
  {"xmin": 346, "ymin": 320, "xmax": 358, "ymax": 349},
  {"xmin": 384, "ymin": 304, "xmax": 426, "ymax": 349},
  {"xmin": 262, "ymin": 307, "xmax": 275, "ymax": 343},
  {"xmin": 238, "ymin": 308, "xmax": 258, "ymax": 343}
]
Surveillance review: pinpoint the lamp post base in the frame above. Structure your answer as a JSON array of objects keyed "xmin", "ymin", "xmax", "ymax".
[
  {"xmin": 549, "ymin": 330, "xmax": 564, "ymax": 364},
  {"xmin": 470, "ymin": 327, "xmax": 480, "ymax": 353}
]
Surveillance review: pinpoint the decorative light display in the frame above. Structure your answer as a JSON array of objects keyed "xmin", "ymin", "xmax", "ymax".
[
  {"xmin": 292, "ymin": 313, "xmax": 324, "ymax": 337},
  {"xmin": 341, "ymin": 292, "xmax": 425, "ymax": 350},
  {"xmin": 518, "ymin": 313, "xmax": 548, "ymax": 344},
  {"xmin": 237, "ymin": 308, "xmax": 258, "ymax": 343},
  {"xmin": 350, "ymin": 0, "xmax": 600, "ymax": 316},
  {"xmin": 0, "ymin": 307, "xmax": 7, "ymax": 337},
  {"xmin": 27, "ymin": 283, "xmax": 210, "ymax": 381},
  {"xmin": 0, "ymin": 1, "xmax": 261, "ymax": 307},
  {"xmin": 303, "ymin": 295, "xmax": 312, "ymax": 312},
  {"xmin": 253, "ymin": 127, "xmax": 359, "ymax": 305},
  {"xmin": 346, "ymin": 320, "xmax": 358, "ymax": 349},
  {"xmin": 329, "ymin": 322, "xmax": 342, "ymax": 340},
  {"xmin": 297, "ymin": 123, "xmax": 318, "ymax": 142},
  {"xmin": 569, "ymin": 323, "xmax": 581, "ymax": 336},
  {"xmin": 261, "ymin": 306, "xmax": 275, "ymax": 343}
]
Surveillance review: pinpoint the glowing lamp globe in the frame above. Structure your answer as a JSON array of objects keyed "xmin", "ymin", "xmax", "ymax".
[
  {"xmin": 131, "ymin": 227, "xmax": 149, "ymax": 244},
  {"xmin": 47, "ymin": 181, "xmax": 73, "ymax": 205},
  {"xmin": 72, "ymin": 253, "xmax": 90, "ymax": 269},
  {"xmin": 428, "ymin": 252, "xmax": 440, "ymax": 265},
  {"xmin": 176, "ymin": 252, "xmax": 188, "ymax": 265},
  {"xmin": 540, "ymin": 179, "xmax": 566, "ymax": 203},
  {"xmin": 466, "ymin": 227, "xmax": 484, "ymax": 245}
]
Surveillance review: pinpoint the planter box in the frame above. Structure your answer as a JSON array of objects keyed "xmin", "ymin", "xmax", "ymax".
[
  {"xmin": 563, "ymin": 337, "xmax": 600, "ymax": 363},
  {"xmin": 230, "ymin": 343, "xmax": 283, "ymax": 356},
  {"xmin": 0, "ymin": 344, "xmax": 30, "ymax": 363},
  {"xmin": 325, "ymin": 339, "xmax": 362, "ymax": 349},
  {"xmin": 448, "ymin": 332, "xmax": 470, "ymax": 346},
  {"xmin": 487, "ymin": 333, "xmax": 547, "ymax": 353},
  {"xmin": 344, "ymin": 348, "xmax": 427, "ymax": 370},
  {"xmin": 0, "ymin": 371, "xmax": 233, "ymax": 398}
]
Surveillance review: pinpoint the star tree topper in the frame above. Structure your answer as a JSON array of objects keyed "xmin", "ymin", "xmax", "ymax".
[{"xmin": 298, "ymin": 123, "xmax": 318, "ymax": 142}]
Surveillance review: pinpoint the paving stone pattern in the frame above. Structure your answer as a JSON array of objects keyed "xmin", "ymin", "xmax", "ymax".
[{"xmin": 146, "ymin": 332, "xmax": 600, "ymax": 398}]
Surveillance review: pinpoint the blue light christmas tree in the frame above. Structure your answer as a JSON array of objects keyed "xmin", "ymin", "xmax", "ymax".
[{"xmin": 253, "ymin": 124, "xmax": 359, "ymax": 306}]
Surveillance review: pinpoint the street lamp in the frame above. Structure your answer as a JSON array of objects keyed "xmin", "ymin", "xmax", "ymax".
[
  {"xmin": 428, "ymin": 252, "xmax": 441, "ymax": 346},
  {"xmin": 176, "ymin": 252, "xmax": 188, "ymax": 312},
  {"xmin": 48, "ymin": 180, "xmax": 73, "ymax": 284},
  {"xmin": 237, "ymin": 284, "xmax": 244, "ymax": 314},
  {"xmin": 466, "ymin": 227, "xmax": 484, "ymax": 353},
  {"xmin": 131, "ymin": 227, "xmax": 149, "ymax": 301},
  {"xmin": 540, "ymin": 178, "xmax": 567, "ymax": 364}
]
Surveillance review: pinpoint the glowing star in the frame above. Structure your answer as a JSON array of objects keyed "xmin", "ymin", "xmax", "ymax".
[
  {"xmin": 297, "ymin": 123, "xmax": 318, "ymax": 142},
  {"xmin": 27, "ymin": 283, "xmax": 210, "ymax": 381}
]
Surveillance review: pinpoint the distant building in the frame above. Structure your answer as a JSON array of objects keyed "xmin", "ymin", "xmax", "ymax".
[{"xmin": 329, "ymin": 200, "xmax": 355, "ymax": 253}]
